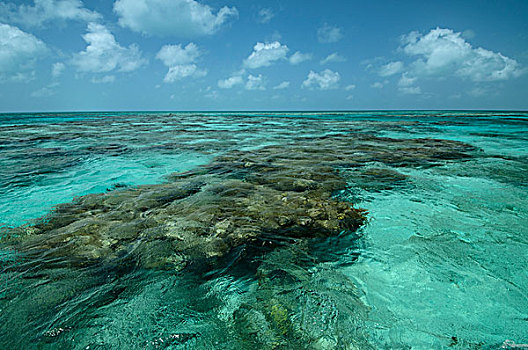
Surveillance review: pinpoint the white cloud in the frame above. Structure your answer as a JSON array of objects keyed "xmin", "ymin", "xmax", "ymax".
[
  {"xmin": 302, "ymin": 69, "xmax": 340, "ymax": 90},
  {"xmin": 344, "ymin": 84, "xmax": 356, "ymax": 91},
  {"xmin": 156, "ymin": 43, "xmax": 201, "ymax": 66},
  {"xmin": 401, "ymin": 27, "xmax": 523, "ymax": 81},
  {"xmin": 72, "ymin": 23, "xmax": 147, "ymax": 74},
  {"xmin": 320, "ymin": 52, "xmax": 346, "ymax": 65},
  {"xmin": 371, "ymin": 81, "xmax": 387, "ymax": 89},
  {"xmin": 156, "ymin": 43, "xmax": 207, "ymax": 82},
  {"xmin": 10, "ymin": 71, "xmax": 36, "ymax": 82},
  {"xmin": 317, "ymin": 24, "xmax": 343, "ymax": 43},
  {"xmin": 397, "ymin": 71, "xmax": 421, "ymax": 95},
  {"xmin": 257, "ymin": 8, "xmax": 274, "ymax": 24},
  {"xmin": 399, "ymin": 86, "xmax": 421, "ymax": 94},
  {"xmin": 245, "ymin": 74, "xmax": 266, "ymax": 90},
  {"xmin": 0, "ymin": 23, "xmax": 47, "ymax": 81},
  {"xmin": 346, "ymin": 94, "xmax": 354, "ymax": 100},
  {"xmin": 0, "ymin": 0, "xmax": 100, "ymax": 27},
  {"xmin": 244, "ymin": 41, "xmax": 289, "ymax": 69},
  {"xmin": 114, "ymin": 0, "xmax": 238, "ymax": 38},
  {"xmin": 91, "ymin": 75, "xmax": 115, "ymax": 84},
  {"xmin": 289, "ymin": 51, "xmax": 312, "ymax": 65},
  {"xmin": 273, "ymin": 81, "xmax": 290, "ymax": 89},
  {"xmin": 379, "ymin": 61, "xmax": 403, "ymax": 76},
  {"xmin": 163, "ymin": 64, "xmax": 206, "ymax": 82},
  {"xmin": 397, "ymin": 73, "xmax": 416, "ymax": 87},
  {"xmin": 218, "ymin": 74, "xmax": 244, "ymax": 89},
  {"xmin": 51, "ymin": 62, "xmax": 65, "ymax": 78}
]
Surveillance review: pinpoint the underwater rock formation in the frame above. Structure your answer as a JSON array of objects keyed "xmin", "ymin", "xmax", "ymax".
[
  {"xmin": 0, "ymin": 128, "xmax": 479, "ymax": 349},
  {"xmin": 229, "ymin": 246, "xmax": 374, "ymax": 349},
  {"xmin": 4, "ymin": 132, "xmax": 477, "ymax": 272},
  {"xmin": 10, "ymin": 162, "xmax": 365, "ymax": 271}
]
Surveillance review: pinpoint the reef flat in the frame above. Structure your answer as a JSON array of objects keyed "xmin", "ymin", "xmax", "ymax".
[
  {"xmin": 5, "ymin": 133, "xmax": 476, "ymax": 267},
  {"xmin": 0, "ymin": 115, "xmax": 480, "ymax": 348}
]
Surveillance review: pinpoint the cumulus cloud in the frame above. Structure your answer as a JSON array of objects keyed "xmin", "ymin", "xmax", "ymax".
[
  {"xmin": 397, "ymin": 73, "xmax": 417, "ymax": 87},
  {"xmin": 218, "ymin": 74, "xmax": 244, "ymax": 89},
  {"xmin": 114, "ymin": 0, "xmax": 238, "ymax": 38},
  {"xmin": 401, "ymin": 27, "xmax": 523, "ymax": 81},
  {"xmin": 156, "ymin": 43, "xmax": 200, "ymax": 66},
  {"xmin": 257, "ymin": 8, "xmax": 274, "ymax": 24},
  {"xmin": 164, "ymin": 65, "xmax": 206, "ymax": 82},
  {"xmin": 317, "ymin": 24, "xmax": 343, "ymax": 43},
  {"xmin": 302, "ymin": 69, "xmax": 340, "ymax": 90},
  {"xmin": 344, "ymin": 84, "xmax": 356, "ymax": 91},
  {"xmin": 244, "ymin": 41, "xmax": 289, "ymax": 69},
  {"xmin": 51, "ymin": 62, "xmax": 65, "ymax": 78},
  {"xmin": 320, "ymin": 52, "xmax": 346, "ymax": 65},
  {"xmin": 245, "ymin": 74, "xmax": 266, "ymax": 90},
  {"xmin": 397, "ymin": 72, "xmax": 422, "ymax": 94},
  {"xmin": 156, "ymin": 43, "xmax": 207, "ymax": 82},
  {"xmin": 0, "ymin": 23, "xmax": 47, "ymax": 81},
  {"xmin": 371, "ymin": 81, "xmax": 387, "ymax": 89},
  {"xmin": 379, "ymin": 61, "xmax": 404, "ymax": 76},
  {"xmin": 289, "ymin": 51, "xmax": 312, "ymax": 65},
  {"xmin": 273, "ymin": 81, "xmax": 290, "ymax": 89},
  {"xmin": 0, "ymin": 0, "xmax": 100, "ymax": 27},
  {"xmin": 10, "ymin": 71, "xmax": 36, "ymax": 82},
  {"xmin": 72, "ymin": 23, "xmax": 147, "ymax": 75}
]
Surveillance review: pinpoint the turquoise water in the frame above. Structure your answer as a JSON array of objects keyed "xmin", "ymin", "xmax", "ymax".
[{"xmin": 0, "ymin": 111, "xmax": 527, "ymax": 349}]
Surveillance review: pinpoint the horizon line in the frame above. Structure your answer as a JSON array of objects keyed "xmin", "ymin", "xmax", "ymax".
[{"xmin": 1, "ymin": 108, "xmax": 527, "ymax": 114}]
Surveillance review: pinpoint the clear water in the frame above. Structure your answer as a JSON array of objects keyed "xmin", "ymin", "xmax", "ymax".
[{"xmin": 0, "ymin": 111, "xmax": 527, "ymax": 349}]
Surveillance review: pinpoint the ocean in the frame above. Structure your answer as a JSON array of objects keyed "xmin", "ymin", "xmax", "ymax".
[{"xmin": 0, "ymin": 111, "xmax": 527, "ymax": 349}]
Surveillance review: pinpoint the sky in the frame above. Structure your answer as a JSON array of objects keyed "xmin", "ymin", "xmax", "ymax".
[{"xmin": 0, "ymin": 0, "xmax": 527, "ymax": 112}]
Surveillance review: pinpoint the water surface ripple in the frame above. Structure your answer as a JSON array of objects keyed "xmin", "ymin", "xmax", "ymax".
[{"xmin": 0, "ymin": 111, "xmax": 527, "ymax": 349}]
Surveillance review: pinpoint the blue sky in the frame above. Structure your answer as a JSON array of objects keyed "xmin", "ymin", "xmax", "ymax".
[{"xmin": 0, "ymin": 0, "xmax": 527, "ymax": 111}]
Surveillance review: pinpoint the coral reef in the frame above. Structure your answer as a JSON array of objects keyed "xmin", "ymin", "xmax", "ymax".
[
  {"xmin": 0, "ymin": 120, "xmax": 479, "ymax": 349},
  {"xmin": 4, "ymin": 132, "xmax": 476, "ymax": 272}
]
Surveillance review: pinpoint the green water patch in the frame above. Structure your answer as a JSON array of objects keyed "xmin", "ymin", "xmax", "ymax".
[
  {"xmin": 342, "ymin": 163, "xmax": 528, "ymax": 348},
  {"xmin": 0, "ymin": 152, "xmax": 212, "ymax": 228}
]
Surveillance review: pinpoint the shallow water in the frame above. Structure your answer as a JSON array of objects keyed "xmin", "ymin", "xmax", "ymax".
[{"xmin": 0, "ymin": 111, "xmax": 527, "ymax": 349}]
